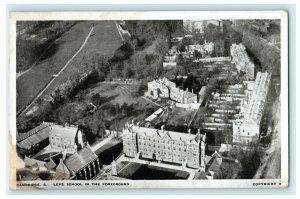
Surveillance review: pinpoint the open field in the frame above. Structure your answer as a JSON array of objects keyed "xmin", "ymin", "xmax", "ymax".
[
  {"xmin": 84, "ymin": 82, "xmax": 160, "ymax": 128},
  {"xmin": 41, "ymin": 21, "xmax": 123, "ymax": 97},
  {"xmin": 86, "ymin": 82, "xmax": 140, "ymax": 106},
  {"xmin": 17, "ymin": 21, "xmax": 123, "ymax": 112}
]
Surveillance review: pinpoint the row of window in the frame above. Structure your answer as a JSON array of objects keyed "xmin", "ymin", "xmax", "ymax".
[
  {"xmin": 141, "ymin": 152, "xmax": 199, "ymax": 163},
  {"xmin": 137, "ymin": 139, "xmax": 198, "ymax": 148},
  {"xmin": 50, "ymin": 136, "xmax": 73, "ymax": 142},
  {"xmin": 138, "ymin": 142, "xmax": 198, "ymax": 151}
]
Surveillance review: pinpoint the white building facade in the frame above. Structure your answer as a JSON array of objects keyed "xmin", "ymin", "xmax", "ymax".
[{"xmin": 232, "ymin": 72, "xmax": 271, "ymax": 144}]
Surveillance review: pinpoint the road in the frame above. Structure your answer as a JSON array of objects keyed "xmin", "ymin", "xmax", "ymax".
[
  {"xmin": 90, "ymin": 133, "xmax": 114, "ymax": 153},
  {"xmin": 18, "ymin": 26, "xmax": 94, "ymax": 117}
]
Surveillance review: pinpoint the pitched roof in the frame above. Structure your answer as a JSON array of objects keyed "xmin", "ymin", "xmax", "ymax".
[
  {"xmin": 193, "ymin": 170, "xmax": 208, "ymax": 180},
  {"xmin": 206, "ymin": 152, "xmax": 222, "ymax": 173},
  {"xmin": 17, "ymin": 123, "xmax": 52, "ymax": 150},
  {"xmin": 24, "ymin": 156, "xmax": 46, "ymax": 167},
  {"xmin": 127, "ymin": 125, "xmax": 200, "ymax": 143},
  {"xmin": 17, "ymin": 122, "xmax": 51, "ymax": 142},
  {"xmin": 56, "ymin": 160, "xmax": 70, "ymax": 174},
  {"xmin": 64, "ymin": 144, "xmax": 98, "ymax": 173},
  {"xmin": 50, "ymin": 125, "xmax": 79, "ymax": 140},
  {"xmin": 44, "ymin": 158, "xmax": 57, "ymax": 170}
]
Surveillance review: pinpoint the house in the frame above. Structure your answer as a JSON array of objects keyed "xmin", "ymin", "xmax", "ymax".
[
  {"xmin": 163, "ymin": 62, "xmax": 177, "ymax": 70},
  {"xmin": 183, "ymin": 20, "xmax": 223, "ymax": 34},
  {"xmin": 49, "ymin": 124, "xmax": 84, "ymax": 154},
  {"xmin": 170, "ymin": 87, "xmax": 198, "ymax": 104},
  {"xmin": 230, "ymin": 43, "xmax": 255, "ymax": 80},
  {"xmin": 145, "ymin": 78, "xmax": 198, "ymax": 104},
  {"xmin": 232, "ymin": 72, "xmax": 271, "ymax": 144}
]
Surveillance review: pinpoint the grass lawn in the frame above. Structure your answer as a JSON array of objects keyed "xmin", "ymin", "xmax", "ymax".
[
  {"xmin": 17, "ymin": 21, "xmax": 122, "ymax": 112},
  {"xmin": 42, "ymin": 21, "xmax": 123, "ymax": 97},
  {"xmin": 86, "ymin": 82, "xmax": 140, "ymax": 106},
  {"xmin": 164, "ymin": 107, "xmax": 197, "ymax": 131}
]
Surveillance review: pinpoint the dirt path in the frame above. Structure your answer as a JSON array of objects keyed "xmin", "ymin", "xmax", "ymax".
[
  {"xmin": 18, "ymin": 26, "xmax": 94, "ymax": 117},
  {"xmin": 17, "ymin": 35, "xmax": 63, "ymax": 80}
]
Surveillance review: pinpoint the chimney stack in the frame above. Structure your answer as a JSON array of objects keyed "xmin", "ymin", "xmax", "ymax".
[
  {"xmin": 62, "ymin": 152, "xmax": 67, "ymax": 161},
  {"xmin": 161, "ymin": 125, "xmax": 165, "ymax": 131}
]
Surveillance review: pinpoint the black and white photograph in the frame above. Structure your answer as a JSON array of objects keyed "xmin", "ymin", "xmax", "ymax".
[{"xmin": 9, "ymin": 11, "xmax": 288, "ymax": 189}]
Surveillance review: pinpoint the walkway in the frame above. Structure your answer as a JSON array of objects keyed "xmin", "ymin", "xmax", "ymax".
[
  {"xmin": 141, "ymin": 96, "xmax": 163, "ymax": 108},
  {"xmin": 18, "ymin": 26, "xmax": 94, "ymax": 117},
  {"xmin": 90, "ymin": 133, "xmax": 114, "ymax": 153}
]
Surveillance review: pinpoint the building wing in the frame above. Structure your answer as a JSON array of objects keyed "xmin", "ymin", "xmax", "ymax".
[{"xmin": 64, "ymin": 144, "xmax": 98, "ymax": 173}]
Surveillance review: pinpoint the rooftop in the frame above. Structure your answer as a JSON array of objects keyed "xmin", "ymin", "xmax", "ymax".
[
  {"xmin": 17, "ymin": 123, "xmax": 52, "ymax": 150},
  {"xmin": 50, "ymin": 124, "xmax": 79, "ymax": 140},
  {"xmin": 124, "ymin": 124, "xmax": 205, "ymax": 144},
  {"xmin": 64, "ymin": 144, "xmax": 98, "ymax": 173}
]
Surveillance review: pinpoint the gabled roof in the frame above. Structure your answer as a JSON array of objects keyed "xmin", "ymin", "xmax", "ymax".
[
  {"xmin": 56, "ymin": 160, "xmax": 70, "ymax": 174},
  {"xmin": 17, "ymin": 122, "xmax": 51, "ymax": 142},
  {"xmin": 24, "ymin": 156, "xmax": 46, "ymax": 167},
  {"xmin": 44, "ymin": 158, "xmax": 57, "ymax": 170},
  {"xmin": 17, "ymin": 123, "xmax": 52, "ymax": 150},
  {"xmin": 127, "ymin": 125, "xmax": 200, "ymax": 143},
  {"xmin": 64, "ymin": 144, "xmax": 98, "ymax": 173},
  {"xmin": 206, "ymin": 151, "xmax": 222, "ymax": 173},
  {"xmin": 193, "ymin": 170, "xmax": 208, "ymax": 180},
  {"xmin": 50, "ymin": 125, "xmax": 79, "ymax": 140}
]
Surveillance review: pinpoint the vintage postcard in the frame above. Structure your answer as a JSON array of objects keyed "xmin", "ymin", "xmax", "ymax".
[{"xmin": 8, "ymin": 11, "xmax": 288, "ymax": 189}]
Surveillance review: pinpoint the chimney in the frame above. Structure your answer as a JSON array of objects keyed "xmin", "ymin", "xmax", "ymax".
[
  {"xmin": 161, "ymin": 125, "xmax": 165, "ymax": 131},
  {"xmin": 188, "ymin": 129, "xmax": 191, "ymax": 135},
  {"xmin": 62, "ymin": 152, "xmax": 67, "ymax": 161},
  {"xmin": 198, "ymin": 129, "xmax": 201, "ymax": 135},
  {"xmin": 192, "ymin": 89, "xmax": 193, "ymax": 94}
]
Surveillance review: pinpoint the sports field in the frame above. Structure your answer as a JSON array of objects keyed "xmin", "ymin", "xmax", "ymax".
[{"xmin": 17, "ymin": 21, "xmax": 123, "ymax": 112}]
